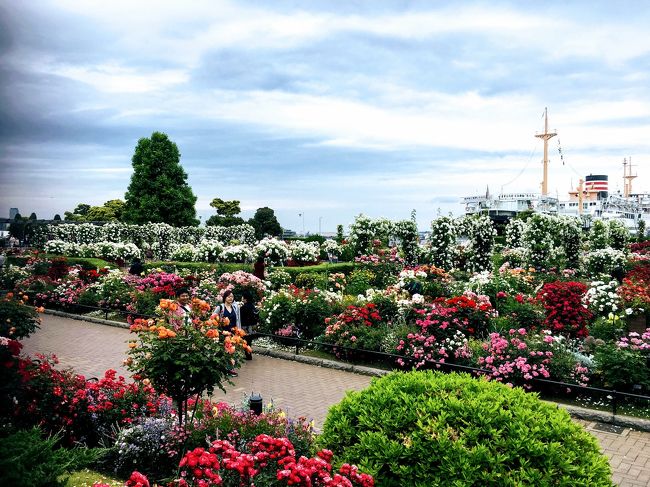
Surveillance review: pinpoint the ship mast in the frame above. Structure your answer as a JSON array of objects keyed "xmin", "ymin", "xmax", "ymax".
[
  {"xmin": 535, "ymin": 108, "xmax": 557, "ymax": 196},
  {"xmin": 623, "ymin": 157, "xmax": 637, "ymax": 197}
]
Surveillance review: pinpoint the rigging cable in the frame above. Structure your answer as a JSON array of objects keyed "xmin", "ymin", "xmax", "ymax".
[
  {"xmin": 500, "ymin": 144, "xmax": 540, "ymax": 192},
  {"xmin": 499, "ymin": 110, "xmax": 547, "ymax": 192},
  {"xmin": 557, "ymin": 137, "xmax": 583, "ymax": 181}
]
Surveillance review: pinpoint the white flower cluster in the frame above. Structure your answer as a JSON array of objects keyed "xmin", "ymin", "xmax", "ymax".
[
  {"xmin": 289, "ymin": 241, "xmax": 320, "ymax": 264},
  {"xmin": 522, "ymin": 213, "xmax": 556, "ymax": 268},
  {"xmin": 44, "ymin": 240, "xmax": 142, "ymax": 260},
  {"xmin": 220, "ymin": 244, "xmax": 255, "ymax": 263},
  {"xmin": 505, "ymin": 219, "xmax": 525, "ymax": 248},
  {"xmin": 348, "ymin": 214, "xmax": 393, "ymax": 255},
  {"xmin": 584, "ymin": 248, "xmax": 626, "ymax": 278},
  {"xmin": 583, "ymin": 280, "xmax": 622, "ymax": 317},
  {"xmin": 426, "ymin": 216, "xmax": 456, "ymax": 270},
  {"xmin": 195, "ymin": 240, "xmax": 224, "ymax": 263},
  {"xmin": 459, "ymin": 215, "xmax": 496, "ymax": 272},
  {"xmin": 254, "ymin": 237, "xmax": 289, "ymax": 265},
  {"xmin": 608, "ymin": 220, "xmax": 630, "ymax": 251},
  {"xmin": 321, "ymin": 239, "xmax": 342, "ymax": 256},
  {"xmin": 41, "ymin": 222, "xmax": 256, "ymax": 258},
  {"xmin": 589, "ymin": 220, "xmax": 609, "ymax": 250},
  {"xmin": 170, "ymin": 243, "xmax": 198, "ymax": 262}
]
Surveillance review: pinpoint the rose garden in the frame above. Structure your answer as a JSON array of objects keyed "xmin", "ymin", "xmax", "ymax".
[{"xmin": 1, "ymin": 213, "xmax": 650, "ymax": 486}]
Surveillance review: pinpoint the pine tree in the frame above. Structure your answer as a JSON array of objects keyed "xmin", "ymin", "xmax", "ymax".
[{"xmin": 122, "ymin": 132, "xmax": 198, "ymax": 226}]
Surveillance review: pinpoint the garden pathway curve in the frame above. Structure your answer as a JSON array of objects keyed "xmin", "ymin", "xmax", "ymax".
[{"xmin": 21, "ymin": 314, "xmax": 650, "ymax": 486}]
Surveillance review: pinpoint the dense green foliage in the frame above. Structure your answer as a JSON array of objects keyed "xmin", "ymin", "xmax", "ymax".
[
  {"xmin": 206, "ymin": 197, "xmax": 246, "ymax": 227},
  {"xmin": 272, "ymin": 262, "xmax": 356, "ymax": 278},
  {"xmin": 64, "ymin": 200, "xmax": 125, "ymax": 222},
  {"xmin": 0, "ymin": 428, "xmax": 100, "ymax": 487},
  {"xmin": 319, "ymin": 371, "xmax": 613, "ymax": 486},
  {"xmin": 249, "ymin": 206, "xmax": 282, "ymax": 238},
  {"xmin": 122, "ymin": 132, "xmax": 198, "ymax": 227}
]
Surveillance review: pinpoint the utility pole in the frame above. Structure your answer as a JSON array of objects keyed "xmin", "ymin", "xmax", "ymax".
[{"xmin": 535, "ymin": 107, "xmax": 557, "ymax": 196}]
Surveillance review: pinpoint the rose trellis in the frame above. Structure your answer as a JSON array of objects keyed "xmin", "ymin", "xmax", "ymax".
[
  {"xmin": 348, "ymin": 214, "xmax": 419, "ymax": 264},
  {"xmin": 426, "ymin": 216, "xmax": 457, "ymax": 271}
]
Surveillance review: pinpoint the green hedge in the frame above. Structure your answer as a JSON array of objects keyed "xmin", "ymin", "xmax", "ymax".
[
  {"xmin": 319, "ymin": 371, "xmax": 613, "ymax": 486},
  {"xmin": 6, "ymin": 255, "xmax": 116, "ymax": 270},
  {"xmin": 270, "ymin": 262, "xmax": 356, "ymax": 278},
  {"xmin": 143, "ymin": 261, "xmax": 253, "ymax": 274}
]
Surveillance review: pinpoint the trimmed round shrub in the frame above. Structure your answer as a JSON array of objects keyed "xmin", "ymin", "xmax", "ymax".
[{"xmin": 319, "ymin": 371, "xmax": 612, "ymax": 486}]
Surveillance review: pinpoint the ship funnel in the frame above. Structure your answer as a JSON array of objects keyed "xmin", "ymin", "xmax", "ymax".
[{"xmin": 585, "ymin": 175, "xmax": 608, "ymax": 199}]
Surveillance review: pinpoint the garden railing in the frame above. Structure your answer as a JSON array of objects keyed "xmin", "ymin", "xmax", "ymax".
[
  {"xmin": 247, "ymin": 332, "xmax": 650, "ymax": 420},
  {"xmin": 4, "ymin": 288, "xmax": 647, "ymax": 421}
]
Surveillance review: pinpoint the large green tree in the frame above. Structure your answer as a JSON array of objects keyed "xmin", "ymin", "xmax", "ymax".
[
  {"xmin": 248, "ymin": 207, "xmax": 282, "ymax": 239},
  {"xmin": 122, "ymin": 132, "xmax": 198, "ymax": 226},
  {"xmin": 64, "ymin": 203, "xmax": 91, "ymax": 221},
  {"xmin": 64, "ymin": 200, "xmax": 125, "ymax": 222},
  {"xmin": 206, "ymin": 197, "xmax": 245, "ymax": 227}
]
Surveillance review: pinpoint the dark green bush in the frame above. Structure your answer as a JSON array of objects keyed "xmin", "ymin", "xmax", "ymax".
[
  {"xmin": 272, "ymin": 262, "xmax": 356, "ymax": 279},
  {"xmin": 0, "ymin": 427, "xmax": 101, "ymax": 487},
  {"xmin": 588, "ymin": 317, "xmax": 627, "ymax": 342},
  {"xmin": 294, "ymin": 272, "xmax": 327, "ymax": 290},
  {"xmin": 346, "ymin": 269, "xmax": 375, "ymax": 296},
  {"xmin": 319, "ymin": 371, "xmax": 613, "ymax": 486},
  {"xmin": 593, "ymin": 344, "xmax": 650, "ymax": 392}
]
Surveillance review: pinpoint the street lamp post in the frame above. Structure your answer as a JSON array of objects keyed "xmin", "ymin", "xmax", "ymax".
[{"xmin": 298, "ymin": 212, "xmax": 305, "ymax": 236}]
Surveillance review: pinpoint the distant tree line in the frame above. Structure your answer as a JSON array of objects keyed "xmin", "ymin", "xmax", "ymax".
[{"xmin": 16, "ymin": 131, "xmax": 283, "ymax": 240}]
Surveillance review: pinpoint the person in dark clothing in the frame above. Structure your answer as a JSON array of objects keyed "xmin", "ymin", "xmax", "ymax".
[
  {"xmin": 129, "ymin": 257, "xmax": 144, "ymax": 275},
  {"xmin": 240, "ymin": 291, "xmax": 259, "ymax": 360},
  {"xmin": 253, "ymin": 256, "xmax": 265, "ymax": 280}
]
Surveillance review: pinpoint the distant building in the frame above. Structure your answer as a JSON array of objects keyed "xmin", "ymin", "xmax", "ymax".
[
  {"xmin": 9, "ymin": 208, "xmax": 19, "ymax": 219},
  {"xmin": 282, "ymin": 229, "xmax": 297, "ymax": 238}
]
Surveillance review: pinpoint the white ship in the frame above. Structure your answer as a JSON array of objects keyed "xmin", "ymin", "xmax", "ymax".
[
  {"xmin": 559, "ymin": 166, "xmax": 650, "ymax": 232},
  {"xmin": 462, "ymin": 110, "xmax": 649, "ymax": 233},
  {"xmin": 462, "ymin": 108, "xmax": 559, "ymax": 223}
]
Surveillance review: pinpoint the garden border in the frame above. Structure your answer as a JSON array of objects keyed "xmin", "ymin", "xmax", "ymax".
[{"xmin": 41, "ymin": 309, "xmax": 650, "ymax": 432}]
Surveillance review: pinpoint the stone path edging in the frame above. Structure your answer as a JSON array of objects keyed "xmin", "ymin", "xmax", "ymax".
[
  {"xmin": 45, "ymin": 309, "xmax": 650, "ymax": 432},
  {"xmin": 44, "ymin": 309, "xmax": 130, "ymax": 329}
]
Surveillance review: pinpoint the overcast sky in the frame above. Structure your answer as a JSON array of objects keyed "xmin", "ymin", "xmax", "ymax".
[{"xmin": 1, "ymin": 0, "xmax": 649, "ymax": 232}]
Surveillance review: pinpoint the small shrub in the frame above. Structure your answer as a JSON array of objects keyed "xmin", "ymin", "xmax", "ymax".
[
  {"xmin": 593, "ymin": 344, "xmax": 650, "ymax": 392},
  {"xmin": 295, "ymin": 272, "xmax": 327, "ymax": 290},
  {"xmin": 536, "ymin": 281, "xmax": 592, "ymax": 338},
  {"xmin": 346, "ymin": 269, "xmax": 375, "ymax": 297},
  {"xmin": 0, "ymin": 293, "xmax": 40, "ymax": 339},
  {"xmin": 267, "ymin": 269, "xmax": 292, "ymax": 290},
  {"xmin": 319, "ymin": 371, "xmax": 613, "ymax": 486}
]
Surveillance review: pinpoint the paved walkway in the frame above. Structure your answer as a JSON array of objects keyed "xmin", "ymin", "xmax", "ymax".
[{"xmin": 20, "ymin": 314, "xmax": 650, "ymax": 486}]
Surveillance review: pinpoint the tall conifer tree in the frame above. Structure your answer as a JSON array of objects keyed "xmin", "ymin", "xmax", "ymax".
[{"xmin": 123, "ymin": 132, "xmax": 198, "ymax": 226}]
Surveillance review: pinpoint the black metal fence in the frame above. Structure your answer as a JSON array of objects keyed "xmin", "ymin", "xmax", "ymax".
[
  {"xmin": 247, "ymin": 332, "xmax": 650, "ymax": 419},
  {"xmin": 4, "ymin": 290, "xmax": 648, "ymax": 420}
]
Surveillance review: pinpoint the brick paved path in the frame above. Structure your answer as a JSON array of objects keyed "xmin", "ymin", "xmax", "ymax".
[{"xmin": 21, "ymin": 314, "xmax": 650, "ymax": 486}]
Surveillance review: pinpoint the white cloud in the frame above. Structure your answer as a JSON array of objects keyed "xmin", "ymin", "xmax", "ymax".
[
  {"xmin": 47, "ymin": 1, "xmax": 650, "ymax": 67},
  {"xmin": 41, "ymin": 63, "xmax": 189, "ymax": 93}
]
